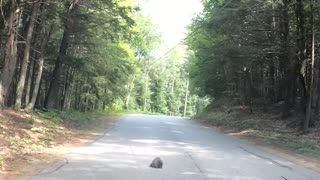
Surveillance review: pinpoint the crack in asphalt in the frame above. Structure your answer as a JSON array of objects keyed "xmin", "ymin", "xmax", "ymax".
[
  {"xmin": 240, "ymin": 146, "xmax": 293, "ymax": 171},
  {"xmin": 185, "ymin": 150, "xmax": 205, "ymax": 174},
  {"xmin": 164, "ymin": 120, "xmax": 208, "ymax": 179}
]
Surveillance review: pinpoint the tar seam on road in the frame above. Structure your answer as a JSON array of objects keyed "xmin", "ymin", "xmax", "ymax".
[
  {"xmin": 240, "ymin": 146, "xmax": 293, "ymax": 170},
  {"xmin": 165, "ymin": 120, "xmax": 207, "ymax": 179},
  {"xmin": 185, "ymin": 150, "xmax": 204, "ymax": 174}
]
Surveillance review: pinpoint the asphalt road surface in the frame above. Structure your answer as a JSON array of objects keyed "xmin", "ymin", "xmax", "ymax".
[{"xmin": 33, "ymin": 114, "xmax": 320, "ymax": 180}]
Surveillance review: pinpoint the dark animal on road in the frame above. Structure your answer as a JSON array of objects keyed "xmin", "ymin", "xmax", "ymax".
[{"xmin": 150, "ymin": 157, "xmax": 163, "ymax": 168}]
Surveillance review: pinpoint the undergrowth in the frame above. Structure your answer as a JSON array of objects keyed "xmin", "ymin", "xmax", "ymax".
[
  {"xmin": 37, "ymin": 110, "xmax": 95, "ymax": 125},
  {"xmin": 194, "ymin": 104, "xmax": 320, "ymax": 158},
  {"xmin": 34, "ymin": 109, "xmax": 160, "ymax": 128}
]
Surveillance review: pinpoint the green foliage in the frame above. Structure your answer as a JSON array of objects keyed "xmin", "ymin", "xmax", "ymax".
[
  {"xmin": 9, "ymin": 139, "xmax": 31, "ymax": 146},
  {"xmin": 30, "ymin": 127, "xmax": 44, "ymax": 133},
  {"xmin": 107, "ymin": 100, "xmax": 125, "ymax": 111},
  {"xmin": 43, "ymin": 133, "xmax": 55, "ymax": 142},
  {"xmin": 286, "ymin": 140, "xmax": 320, "ymax": 157},
  {"xmin": 39, "ymin": 111, "xmax": 64, "ymax": 124},
  {"xmin": 186, "ymin": 0, "xmax": 320, "ymax": 123},
  {"xmin": 0, "ymin": 0, "xmax": 200, "ymax": 117},
  {"xmin": 186, "ymin": 0, "xmax": 279, "ymax": 100},
  {"xmin": 28, "ymin": 115, "xmax": 39, "ymax": 125},
  {"xmin": 0, "ymin": 156, "xmax": 3, "ymax": 169},
  {"xmin": 52, "ymin": 111, "xmax": 93, "ymax": 123},
  {"xmin": 34, "ymin": 110, "xmax": 98, "ymax": 130}
]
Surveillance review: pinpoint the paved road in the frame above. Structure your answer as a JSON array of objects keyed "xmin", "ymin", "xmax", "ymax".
[{"xmin": 33, "ymin": 114, "xmax": 320, "ymax": 180}]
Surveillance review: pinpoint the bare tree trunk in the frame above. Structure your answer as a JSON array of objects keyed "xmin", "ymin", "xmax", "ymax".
[
  {"xmin": 249, "ymin": 66, "xmax": 253, "ymax": 113},
  {"xmin": 14, "ymin": 2, "xmax": 39, "ymax": 110},
  {"xmin": 296, "ymin": 0, "xmax": 307, "ymax": 113},
  {"xmin": 0, "ymin": 0, "xmax": 21, "ymax": 108},
  {"xmin": 304, "ymin": 0, "xmax": 316, "ymax": 133},
  {"xmin": 78, "ymin": 83, "xmax": 83, "ymax": 111},
  {"xmin": 280, "ymin": 0, "xmax": 293, "ymax": 118},
  {"xmin": 63, "ymin": 83, "xmax": 74, "ymax": 111},
  {"xmin": 44, "ymin": 0, "xmax": 79, "ymax": 109},
  {"xmin": 25, "ymin": 58, "xmax": 34, "ymax": 105},
  {"xmin": 25, "ymin": 25, "xmax": 53, "ymax": 112},
  {"xmin": 74, "ymin": 81, "xmax": 81, "ymax": 110},
  {"xmin": 62, "ymin": 68, "xmax": 74, "ymax": 110}
]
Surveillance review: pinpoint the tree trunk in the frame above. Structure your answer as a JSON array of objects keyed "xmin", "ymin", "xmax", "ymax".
[
  {"xmin": 304, "ymin": 0, "xmax": 317, "ymax": 133},
  {"xmin": 62, "ymin": 68, "xmax": 74, "ymax": 110},
  {"xmin": 295, "ymin": 0, "xmax": 307, "ymax": 112},
  {"xmin": 74, "ymin": 81, "xmax": 81, "ymax": 111},
  {"xmin": 25, "ymin": 57, "xmax": 34, "ymax": 106},
  {"xmin": 280, "ymin": 0, "xmax": 293, "ymax": 118},
  {"xmin": 44, "ymin": 0, "xmax": 79, "ymax": 109},
  {"xmin": 25, "ymin": 25, "xmax": 53, "ymax": 112},
  {"xmin": 14, "ymin": 2, "xmax": 39, "ymax": 110},
  {"xmin": 0, "ymin": 0, "xmax": 21, "ymax": 108}
]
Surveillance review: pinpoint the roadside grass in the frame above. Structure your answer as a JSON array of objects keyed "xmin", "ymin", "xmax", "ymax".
[
  {"xmin": 194, "ymin": 109, "xmax": 320, "ymax": 159},
  {"xmin": 271, "ymin": 136, "xmax": 320, "ymax": 157},
  {"xmin": 36, "ymin": 110, "xmax": 96, "ymax": 125}
]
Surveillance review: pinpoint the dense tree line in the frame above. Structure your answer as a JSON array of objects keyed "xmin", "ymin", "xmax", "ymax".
[
  {"xmin": 0, "ymin": 0, "xmax": 141, "ymax": 112},
  {"xmin": 0, "ymin": 0, "xmax": 201, "ymax": 117},
  {"xmin": 186, "ymin": 0, "xmax": 320, "ymax": 132}
]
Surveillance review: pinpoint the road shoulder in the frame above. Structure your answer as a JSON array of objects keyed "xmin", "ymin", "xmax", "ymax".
[
  {"xmin": 1, "ymin": 112, "xmax": 122, "ymax": 180},
  {"xmin": 192, "ymin": 117, "xmax": 320, "ymax": 174}
]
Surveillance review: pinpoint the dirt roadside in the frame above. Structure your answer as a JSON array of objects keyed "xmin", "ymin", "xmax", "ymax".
[
  {"xmin": 193, "ymin": 118, "xmax": 320, "ymax": 174},
  {"xmin": 0, "ymin": 111, "xmax": 122, "ymax": 180}
]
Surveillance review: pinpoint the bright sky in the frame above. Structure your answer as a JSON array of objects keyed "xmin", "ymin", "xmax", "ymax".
[{"xmin": 140, "ymin": 0, "xmax": 203, "ymax": 52}]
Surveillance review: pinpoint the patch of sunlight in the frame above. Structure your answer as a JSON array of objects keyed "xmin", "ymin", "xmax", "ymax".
[
  {"xmin": 181, "ymin": 172, "xmax": 198, "ymax": 175},
  {"xmin": 228, "ymin": 129, "xmax": 257, "ymax": 136},
  {"xmin": 131, "ymin": 139, "xmax": 161, "ymax": 144},
  {"xmin": 171, "ymin": 130, "xmax": 184, "ymax": 134}
]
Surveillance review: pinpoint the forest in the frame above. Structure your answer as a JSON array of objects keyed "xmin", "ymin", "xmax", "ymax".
[
  {"xmin": 1, "ymin": 0, "xmax": 320, "ymax": 176},
  {"xmin": 186, "ymin": 0, "xmax": 320, "ymax": 133},
  {"xmin": 0, "ymin": 0, "xmax": 202, "ymax": 117},
  {"xmin": 0, "ymin": 0, "xmax": 320, "ymax": 133}
]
